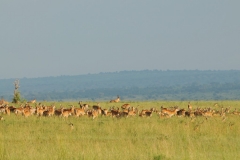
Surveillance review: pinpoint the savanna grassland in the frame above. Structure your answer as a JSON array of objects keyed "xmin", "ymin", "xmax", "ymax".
[{"xmin": 1, "ymin": 101, "xmax": 240, "ymax": 160}]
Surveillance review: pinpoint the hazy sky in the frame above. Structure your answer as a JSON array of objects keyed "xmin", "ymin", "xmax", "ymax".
[{"xmin": 1, "ymin": 1, "xmax": 239, "ymax": 79}]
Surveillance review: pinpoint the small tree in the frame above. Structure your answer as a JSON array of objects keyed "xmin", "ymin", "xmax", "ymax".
[{"xmin": 12, "ymin": 79, "xmax": 21, "ymax": 103}]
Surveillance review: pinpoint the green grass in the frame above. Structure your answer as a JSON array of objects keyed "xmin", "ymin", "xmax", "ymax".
[{"xmin": 1, "ymin": 101, "xmax": 240, "ymax": 160}]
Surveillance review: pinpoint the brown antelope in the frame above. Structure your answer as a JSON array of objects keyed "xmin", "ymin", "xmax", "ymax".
[
  {"xmin": 14, "ymin": 106, "xmax": 25, "ymax": 115},
  {"xmin": 101, "ymin": 108, "xmax": 112, "ymax": 117},
  {"xmin": 121, "ymin": 103, "xmax": 130, "ymax": 110},
  {"xmin": 145, "ymin": 110, "xmax": 153, "ymax": 117},
  {"xmin": 111, "ymin": 107, "xmax": 120, "ymax": 117},
  {"xmin": 43, "ymin": 105, "xmax": 55, "ymax": 117},
  {"xmin": 0, "ymin": 106, "xmax": 5, "ymax": 114},
  {"xmin": 74, "ymin": 107, "xmax": 86, "ymax": 117},
  {"xmin": 202, "ymin": 110, "xmax": 215, "ymax": 119},
  {"xmin": 161, "ymin": 107, "xmax": 179, "ymax": 118},
  {"xmin": 110, "ymin": 95, "xmax": 120, "ymax": 103},
  {"xmin": 54, "ymin": 108, "xmax": 63, "ymax": 116},
  {"xmin": 177, "ymin": 109, "xmax": 186, "ymax": 117},
  {"xmin": 188, "ymin": 102, "xmax": 192, "ymax": 110},
  {"xmin": 79, "ymin": 101, "xmax": 89, "ymax": 110},
  {"xmin": 36, "ymin": 106, "xmax": 47, "ymax": 116},
  {"xmin": 7, "ymin": 106, "xmax": 17, "ymax": 113},
  {"xmin": 22, "ymin": 108, "xmax": 31, "ymax": 117},
  {"xmin": 92, "ymin": 103, "xmax": 101, "ymax": 110},
  {"xmin": 139, "ymin": 109, "xmax": 148, "ymax": 117},
  {"xmin": 61, "ymin": 108, "xmax": 72, "ymax": 118},
  {"xmin": 92, "ymin": 110, "xmax": 99, "ymax": 119},
  {"xmin": 5, "ymin": 106, "xmax": 10, "ymax": 115}
]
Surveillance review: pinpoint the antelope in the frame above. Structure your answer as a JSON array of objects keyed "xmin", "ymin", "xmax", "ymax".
[
  {"xmin": 202, "ymin": 110, "xmax": 215, "ymax": 119},
  {"xmin": 79, "ymin": 101, "xmax": 89, "ymax": 110},
  {"xmin": 139, "ymin": 109, "xmax": 148, "ymax": 117},
  {"xmin": 177, "ymin": 109, "xmax": 186, "ymax": 117},
  {"xmin": 111, "ymin": 107, "xmax": 120, "ymax": 117},
  {"xmin": 0, "ymin": 106, "xmax": 5, "ymax": 114},
  {"xmin": 121, "ymin": 103, "xmax": 130, "ymax": 110},
  {"xmin": 92, "ymin": 103, "xmax": 101, "ymax": 110},
  {"xmin": 8, "ymin": 106, "xmax": 17, "ymax": 113},
  {"xmin": 161, "ymin": 107, "xmax": 179, "ymax": 118},
  {"xmin": 110, "ymin": 95, "xmax": 120, "ymax": 103},
  {"xmin": 5, "ymin": 106, "xmax": 10, "ymax": 115},
  {"xmin": 188, "ymin": 102, "xmax": 192, "ymax": 110},
  {"xmin": 22, "ymin": 108, "xmax": 31, "ymax": 117},
  {"xmin": 101, "ymin": 108, "xmax": 112, "ymax": 116},
  {"xmin": 120, "ymin": 109, "xmax": 129, "ymax": 117},
  {"xmin": 61, "ymin": 108, "xmax": 72, "ymax": 118},
  {"xmin": 74, "ymin": 107, "xmax": 86, "ymax": 117},
  {"xmin": 54, "ymin": 108, "xmax": 63, "ymax": 116},
  {"xmin": 36, "ymin": 106, "xmax": 47, "ymax": 116},
  {"xmin": 14, "ymin": 106, "xmax": 25, "ymax": 115},
  {"xmin": 43, "ymin": 105, "xmax": 55, "ymax": 117},
  {"xmin": 92, "ymin": 110, "xmax": 99, "ymax": 119}
]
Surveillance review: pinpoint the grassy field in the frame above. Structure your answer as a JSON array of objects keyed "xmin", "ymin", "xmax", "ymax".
[{"xmin": 1, "ymin": 101, "xmax": 240, "ymax": 160}]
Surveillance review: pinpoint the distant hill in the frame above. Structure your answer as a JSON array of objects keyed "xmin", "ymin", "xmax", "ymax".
[{"xmin": 1, "ymin": 70, "xmax": 240, "ymax": 101}]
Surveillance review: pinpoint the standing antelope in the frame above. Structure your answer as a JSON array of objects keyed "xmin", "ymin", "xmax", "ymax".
[
  {"xmin": 188, "ymin": 102, "xmax": 192, "ymax": 110},
  {"xmin": 78, "ymin": 101, "xmax": 89, "ymax": 110},
  {"xmin": 74, "ymin": 107, "xmax": 86, "ymax": 117},
  {"xmin": 110, "ymin": 95, "xmax": 120, "ymax": 103},
  {"xmin": 161, "ymin": 107, "xmax": 179, "ymax": 118}
]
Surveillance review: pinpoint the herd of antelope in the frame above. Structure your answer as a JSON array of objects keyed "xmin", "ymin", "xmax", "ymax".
[{"xmin": 0, "ymin": 96, "xmax": 239, "ymax": 121}]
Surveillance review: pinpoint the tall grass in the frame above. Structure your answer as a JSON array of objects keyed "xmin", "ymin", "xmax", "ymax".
[{"xmin": 1, "ymin": 101, "xmax": 240, "ymax": 160}]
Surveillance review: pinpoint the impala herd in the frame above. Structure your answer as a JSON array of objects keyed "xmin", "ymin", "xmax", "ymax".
[{"xmin": 0, "ymin": 96, "xmax": 239, "ymax": 121}]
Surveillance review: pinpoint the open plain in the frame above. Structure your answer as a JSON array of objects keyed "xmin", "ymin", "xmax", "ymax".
[{"xmin": 1, "ymin": 100, "xmax": 240, "ymax": 160}]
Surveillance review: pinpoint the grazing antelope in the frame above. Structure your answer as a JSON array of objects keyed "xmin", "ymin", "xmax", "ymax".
[{"xmin": 110, "ymin": 95, "xmax": 120, "ymax": 103}]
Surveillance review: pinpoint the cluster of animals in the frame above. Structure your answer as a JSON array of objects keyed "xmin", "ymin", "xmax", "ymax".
[{"xmin": 0, "ymin": 96, "xmax": 239, "ymax": 121}]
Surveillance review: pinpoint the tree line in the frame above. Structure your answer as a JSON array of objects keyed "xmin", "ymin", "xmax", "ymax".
[{"xmin": 0, "ymin": 70, "xmax": 240, "ymax": 101}]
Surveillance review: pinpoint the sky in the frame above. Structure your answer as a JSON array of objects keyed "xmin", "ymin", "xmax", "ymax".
[{"xmin": 0, "ymin": 1, "xmax": 240, "ymax": 79}]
